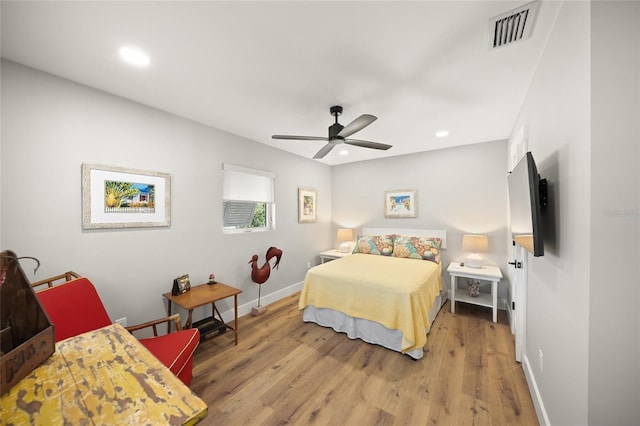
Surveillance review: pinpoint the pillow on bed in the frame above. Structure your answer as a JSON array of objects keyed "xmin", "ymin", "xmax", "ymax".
[
  {"xmin": 391, "ymin": 235, "xmax": 442, "ymax": 263},
  {"xmin": 352, "ymin": 234, "xmax": 394, "ymax": 256}
]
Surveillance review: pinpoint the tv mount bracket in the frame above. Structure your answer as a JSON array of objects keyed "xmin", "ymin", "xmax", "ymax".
[{"xmin": 539, "ymin": 178, "xmax": 548, "ymax": 208}]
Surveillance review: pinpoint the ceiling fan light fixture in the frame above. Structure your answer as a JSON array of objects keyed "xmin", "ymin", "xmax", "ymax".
[
  {"xmin": 272, "ymin": 106, "xmax": 391, "ymax": 159},
  {"xmin": 339, "ymin": 150, "xmax": 349, "ymax": 156},
  {"xmin": 435, "ymin": 130, "xmax": 449, "ymax": 138}
]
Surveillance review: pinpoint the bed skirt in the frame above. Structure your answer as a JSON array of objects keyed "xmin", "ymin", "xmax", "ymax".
[{"xmin": 302, "ymin": 290, "xmax": 447, "ymax": 360}]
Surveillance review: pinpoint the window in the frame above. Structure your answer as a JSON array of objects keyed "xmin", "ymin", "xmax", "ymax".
[{"xmin": 222, "ymin": 164, "xmax": 275, "ymax": 233}]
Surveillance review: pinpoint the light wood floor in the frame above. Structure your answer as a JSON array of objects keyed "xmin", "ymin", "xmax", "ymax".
[{"xmin": 191, "ymin": 293, "xmax": 538, "ymax": 425}]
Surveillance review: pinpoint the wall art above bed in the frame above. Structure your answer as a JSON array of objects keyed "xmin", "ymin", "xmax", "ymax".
[
  {"xmin": 81, "ymin": 163, "xmax": 171, "ymax": 229},
  {"xmin": 384, "ymin": 189, "xmax": 417, "ymax": 218}
]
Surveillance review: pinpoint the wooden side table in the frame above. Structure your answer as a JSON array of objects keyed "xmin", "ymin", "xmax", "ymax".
[
  {"xmin": 163, "ymin": 282, "xmax": 242, "ymax": 345},
  {"xmin": 447, "ymin": 262, "xmax": 502, "ymax": 323},
  {"xmin": 319, "ymin": 249, "xmax": 352, "ymax": 263}
]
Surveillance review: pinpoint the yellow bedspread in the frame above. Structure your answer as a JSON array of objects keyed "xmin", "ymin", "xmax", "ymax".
[{"xmin": 298, "ymin": 254, "xmax": 442, "ymax": 353}]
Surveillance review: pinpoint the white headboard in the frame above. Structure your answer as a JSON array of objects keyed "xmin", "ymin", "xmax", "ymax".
[{"xmin": 362, "ymin": 228, "xmax": 447, "ymax": 249}]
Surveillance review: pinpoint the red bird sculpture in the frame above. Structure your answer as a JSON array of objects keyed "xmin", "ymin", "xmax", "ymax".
[
  {"xmin": 249, "ymin": 246, "xmax": 283, "ymax": 285},
  {"xmin": 249, "ymin": 247, "xmax": 283, "ymax": 309}
]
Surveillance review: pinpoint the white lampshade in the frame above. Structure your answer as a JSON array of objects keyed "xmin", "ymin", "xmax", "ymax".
[
  {"xmin": 337, "ymin": 228, "xmax": 354, "ymax": 253},
  {"xmin": 462, "ymin": 234, "xmax": 489, "ymax": 268}
]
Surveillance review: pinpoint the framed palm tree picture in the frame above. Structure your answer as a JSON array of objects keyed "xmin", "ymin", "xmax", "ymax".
[{"xmin": 81, "ymin": 163, "xmax": 171, "ymax": 229}]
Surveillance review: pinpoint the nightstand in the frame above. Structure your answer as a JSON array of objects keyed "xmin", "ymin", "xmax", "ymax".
[
  {"xmin": 319, "ymin": 249, "xmax": 352, "ymax": 263},
  {"xmin": 447, "ymin": 262, "xmax": 502, "ymax": 323}
]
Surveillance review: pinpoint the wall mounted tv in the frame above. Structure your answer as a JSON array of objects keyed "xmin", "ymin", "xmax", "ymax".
[{"xmin": 508, "ymin": 151, "xmax": 547, "ymax": 257}]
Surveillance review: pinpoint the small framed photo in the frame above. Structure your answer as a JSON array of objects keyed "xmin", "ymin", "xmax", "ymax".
[
  {"xmin": 173, "ymin": 274, "xmax": 191, "ymax": 295},
  {"xmin": 82, "ymin": 163, "xmax": 170, "ymax": 229},
  {"xmin": 384, "ymin": 189, "xmax": 418, "ymax": 218},
  {"xmin": 298, "ymin": 188, "xmax": 317, "ymax": 223}
]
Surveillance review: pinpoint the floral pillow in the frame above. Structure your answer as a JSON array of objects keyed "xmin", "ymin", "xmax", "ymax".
[
  {"xmin": 391, "ymin": 235, "xmax": 442, "ymax": 263},
  {"xmin": 352, "ymin": 234, "xmax": 394, "ymax": 256}
]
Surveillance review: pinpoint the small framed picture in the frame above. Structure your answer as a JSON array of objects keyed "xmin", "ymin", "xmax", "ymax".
[
  {"xmin": 298, "ymin": 188, "xmax": 317, "ymax": 223},
  {"xmin": 172, "ymin": 274, "xmax": 191, "ymax": 296},
  {"xmin": 384, "ymin": 189, "xmax": 418, "ymax": 218}
]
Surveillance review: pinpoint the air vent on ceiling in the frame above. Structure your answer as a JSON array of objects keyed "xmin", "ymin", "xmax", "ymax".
[{"xmin": 489, "ymin": 1, "xmax": 539, "ymax": 49}]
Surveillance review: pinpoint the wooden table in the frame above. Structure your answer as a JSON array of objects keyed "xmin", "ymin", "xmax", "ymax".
[
  {"xmin": 0, "ymin": 323, "xmax": 208, "ymax": 425},
  {"xmin": 163, "ymin": 282, "xmax": 242, "ymax": 345}
]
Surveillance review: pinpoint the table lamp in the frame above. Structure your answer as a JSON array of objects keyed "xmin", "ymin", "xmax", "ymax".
[
  {"xmin": 337, "ymin": 228, "xmax": 354, "ymax": 253},
  {"xmin": 462, "ymin": 234, "xmax": 489, "ymax": 268}
]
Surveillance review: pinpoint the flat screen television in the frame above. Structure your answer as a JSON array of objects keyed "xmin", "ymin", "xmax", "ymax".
[{"xmin": 508, "ymin": 151, "xmax": 546, "ymax": 257}]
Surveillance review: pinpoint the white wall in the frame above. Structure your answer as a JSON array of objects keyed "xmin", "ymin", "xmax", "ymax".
[
  {"xmin": 509, "ymin": 2, "xmax": 591, "ymax": 424},
  {"xmin": 510, "ymin": 1, "xmax": 640, "ymax": 424},
  {"xmin": 332, "ymin": 140, "xmax": 510, "ymax": 299},
  {"xmin": 589, "ymin": 2, "xmax": 640, "ymax": 424},
  {"xmin": 1, "ymin": 60, "xmax": 332, "ymax": 327}
]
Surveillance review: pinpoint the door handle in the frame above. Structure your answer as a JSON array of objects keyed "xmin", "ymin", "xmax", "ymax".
[{"xmin": 508, "ymin": 261, "xmax": 522, "ymax": 269}]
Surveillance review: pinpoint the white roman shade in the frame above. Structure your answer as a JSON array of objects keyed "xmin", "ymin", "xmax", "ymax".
[{"xmin": 222, "ymin": 164, "xmax": 275, "ymax": 203}]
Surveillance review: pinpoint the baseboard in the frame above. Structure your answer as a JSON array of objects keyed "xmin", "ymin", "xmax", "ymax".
[
  {"xmin": 220, "ymin": 280, "xmax": 304, "ymax": 320},
  {"xmin": 498, "ymin": 297, "xmax": 508, "ymax": 311},
  {"xmin": 523, "ymin": 353, "xmax": 550, "ymax": 426}
]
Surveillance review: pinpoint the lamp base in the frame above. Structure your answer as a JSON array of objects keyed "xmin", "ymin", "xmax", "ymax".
[
  {"xmin": 465, "ymin": 254, "xmax": 483, "ymax": 269},
  {"xmin": 339, "ymin": 242, "xmax": 351, "ymax": 253}
]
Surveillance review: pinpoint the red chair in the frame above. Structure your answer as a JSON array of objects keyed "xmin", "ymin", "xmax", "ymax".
[{"xmin": 34, "ymin": 273, "xmax": 200, "ymax": 386}]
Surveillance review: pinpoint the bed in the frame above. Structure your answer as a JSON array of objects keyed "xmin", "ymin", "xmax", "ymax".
[{"xmin": 298, "ymin": 228, "xmax": 447, "ymax": 359}]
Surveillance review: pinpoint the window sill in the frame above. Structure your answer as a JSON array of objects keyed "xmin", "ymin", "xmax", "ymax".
[{"xmin": 223, "ymin": 228, "xmax": 272, "ymax": 235}]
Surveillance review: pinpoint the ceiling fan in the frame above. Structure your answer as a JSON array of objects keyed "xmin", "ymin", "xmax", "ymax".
[{"xmin": 272, "ymin": 105, "xmax": 392, "ymax": 159}]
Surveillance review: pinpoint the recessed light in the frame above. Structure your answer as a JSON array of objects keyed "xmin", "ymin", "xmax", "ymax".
[
  {"xmin": 435, "ymin": 130, "xmax": 449, "ymax": 138},
  {"xmin": 119, "ymin": 46, "xmax": 150, "ymax": 67},
  {"xmin": 339, "ymin": 150, "xmax": 349, "ymax": 156}
]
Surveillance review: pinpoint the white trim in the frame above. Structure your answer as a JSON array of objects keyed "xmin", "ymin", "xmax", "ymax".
[
  {"xmin": 204, "ymin": 280, "xmax": 304, "ymax": 322},
  {"xmin": 523, "ymin": 353, "xmax": 550, "ymax": 426}
]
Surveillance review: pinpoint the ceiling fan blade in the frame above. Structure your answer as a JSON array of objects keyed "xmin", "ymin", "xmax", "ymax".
[
  {"xmin": 345, "ymin": 139, "xmax": 392, "ymax": 151},
  {"xmin": 337, "ymin": 114, "xmax": 377, "ymax": 138},
  {"xmin": 272, "ymin": 135, "xmax": 328, "ymax": 141},
  {"xmin": 313, "ymin": 142, "xmax": 336, "ymax": 159}
]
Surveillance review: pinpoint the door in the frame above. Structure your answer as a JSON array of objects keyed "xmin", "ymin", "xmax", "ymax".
[{"xmin": 508, "ymin": 126, "xmax": 528, "ymax": 362}]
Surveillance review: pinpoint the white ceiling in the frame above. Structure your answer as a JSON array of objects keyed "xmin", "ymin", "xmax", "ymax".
[{"xmin": 1, "ymin": 1, "xmax": 560, "ymax": 165}]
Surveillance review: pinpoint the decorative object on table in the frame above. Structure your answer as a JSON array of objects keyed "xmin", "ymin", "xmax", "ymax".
[
  {"xmin": 248, "ymin": 246, "xmax": 283, "ymax": 316},
  {"xmin": 208, "ymin": 273, "xmax": 217, "ymax": 285},
  {"xmin": 337, "ymin": 228, "xmax": 354, "ymax": 253},
  {"xmin": 384, "ymin": 189, "xmax": 417, "ymax": 218},
  {"xmin": 298, "ymin": 188, "xmax": 317, "ymax": 223},
  {"xmin": 467, "ymin": 279, "xmax": 481, "ymax": 297},
  {"xmin": 172, "ymin": 274, "xmax": 191, "ymax": 296},
  {"xmin": 462, "ymin": 234, "xmax": 489, "ymax": 268},
  {"xmin": 81, "ymin": 163, "xmax": 170, "ymax": 229},
  {"xmin": 0, "ymin": 251, "xmax": 54, "ymax": 396}
]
